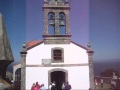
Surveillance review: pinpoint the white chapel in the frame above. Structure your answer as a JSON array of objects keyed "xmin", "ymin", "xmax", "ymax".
[{"xmin": 13, "ymin": 0, "xmax": 94, "ymax": 90}]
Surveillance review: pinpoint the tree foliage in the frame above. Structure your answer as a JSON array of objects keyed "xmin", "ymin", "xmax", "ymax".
[{"xmin": 100, "ymin": 68, "xmax": 120, "ymax": 77}]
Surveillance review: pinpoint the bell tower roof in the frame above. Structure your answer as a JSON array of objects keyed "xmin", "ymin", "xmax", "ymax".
[
  {"xmin": 0, "ymin": 14, "xmax": 14, "ymax": 61},
  {"xmin": 43, "ymin": 0, "xmax": 71, "ymax": 44}
]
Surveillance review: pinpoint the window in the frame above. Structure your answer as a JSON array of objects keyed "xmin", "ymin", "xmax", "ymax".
[
  {"xmin": 53, "ymin": 49, "xmax": 62, "ymax": 60},
  {"xmin": 52, "ymin": 47, "xmax": 64, "ymax": 63}
]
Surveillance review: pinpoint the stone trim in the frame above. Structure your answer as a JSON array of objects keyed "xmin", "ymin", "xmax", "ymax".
[
  {"xmin": 43, "ymin": 6, "xmax": 70, "ymax": 10},
  {"xmin": 51, "ymin": 47, "xmax": 64, "ymax": 63},
  {"xmin": 87, "ymin": 43, "xmax": 95, "ymax": 89},
  {"xmin": 20, "ymin": 43, "xmax": 27, "ymax": 90},
  {"xmin": 26, "ymin": 63, "xmax": 89, "ymax": 67},
  {"xmin": 43, "ymin": 35, "xmax": 71, "ymax": 37}
]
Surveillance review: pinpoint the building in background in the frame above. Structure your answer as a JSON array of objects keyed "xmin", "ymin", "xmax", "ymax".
[{"xmin": 13, "ymin": 0, "xmax": 94, "ymax": 90}]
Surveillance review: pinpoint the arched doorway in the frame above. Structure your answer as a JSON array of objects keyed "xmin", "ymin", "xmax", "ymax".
[
  {"xmin": 48, "ymin": 68, "xmax": 68, "ymax": 90},
  {"xmin": 14, "ymin": 68, "xmax": 21, "ymax": 90},
  {"xmin": 15, "ymin": 68, "xmax": 21, "ymax": 81},
  {"xmin": 51, "ymin": 71, "xmax": 65, "ymax": 89}
]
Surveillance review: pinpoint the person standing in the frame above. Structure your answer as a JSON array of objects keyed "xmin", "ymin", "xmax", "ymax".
[
  {"xmin": 64, "ymin": 82, "xmax": 71, "ymax": 90},
  {"xmin": 49, "ymin": 82, "xmax": 52, "ymax": 90},
  {"xmin": 31, "ymin": 83, "xmax": 35, "ymax": 90},
  {"xmin": 35, "ymin": 82, "xmax": 41, "ymax": 90},
  {"xmin": 111, "ymin": 78, "xmax": 116, "ymax": 89},
  {"xmin": 62, "ymin": 82, "xmax": 65, "ymax": 90},
  {"xmin": 94, "ymin": 79, "xmax": 98, "ymax": 88},
  {"xmin": 40, "ymin": 84, "xmax": 47, "ymax": 90},
  {"xmin": 51, "ymin": 84, "xmax": 56, "ymax": 90},
  {"xmin": 100, "ymin": 78, "xmax": 103, "ymax": 88}
]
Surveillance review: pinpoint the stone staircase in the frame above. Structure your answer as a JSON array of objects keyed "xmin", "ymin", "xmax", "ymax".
[{"xmin": 0, "ymin": 78, "xmax": 13, "ymax": 90}]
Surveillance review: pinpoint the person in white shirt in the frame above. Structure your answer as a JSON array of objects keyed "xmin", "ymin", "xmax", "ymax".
[
  {"xmin": 49, "ymin": 82, "xmax": 52, "ymax": 90},
  {"xmin": 100, "ymin": 78, "xmax": 103, "ymax": 88},
  {"xmin": 40, "ymin": 84, "xmax": 47, "ymax": 90}
]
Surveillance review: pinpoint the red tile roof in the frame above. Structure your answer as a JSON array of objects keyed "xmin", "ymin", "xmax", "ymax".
[
  {"xmin": 27, "ymin": 40, "xmax": 43, "ymax": 50},
  {"xmin": 71, "ymin": 41, "xmax": 88, "ymax": 50}
]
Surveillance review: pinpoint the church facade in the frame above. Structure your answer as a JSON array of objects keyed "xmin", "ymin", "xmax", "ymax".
[{"xmin": 13, "ymin": 0, "xmax": 94, "ymax": 90}]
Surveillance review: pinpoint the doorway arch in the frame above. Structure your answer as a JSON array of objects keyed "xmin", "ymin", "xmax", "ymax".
[{"xmin": 48, "ymin": 68, "xmax": 68, "ymax": 90}]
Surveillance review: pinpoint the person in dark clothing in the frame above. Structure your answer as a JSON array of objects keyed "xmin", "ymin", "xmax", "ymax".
[
  {"xmin": 65, "ymin": 82, "xmax": 71, "ymax": 90},
  {"xmin": 116, "ymin": 77, "xmax": 120, "ymax": 89},
  {"xmin": 51, "ymin": 84, "xmax": 56, "ymax": 90}
]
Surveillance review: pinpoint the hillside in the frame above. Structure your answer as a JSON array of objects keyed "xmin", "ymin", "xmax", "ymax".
[{"xmin": 94, "ymin": 59, "xmax": 120, "ymax": 76}]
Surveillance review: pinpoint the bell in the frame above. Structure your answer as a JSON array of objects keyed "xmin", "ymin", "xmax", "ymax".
[
  {"xmin": 49, "ymin": 15, "xmax": 55, "ymax": 26},
  {"xmin": 59, "ymin": 19, "xmax": 65, "ymax": 26},
  {"xmin": 59, "ymin": 15, "xmax": 65, "ymax": 26},
  {"xmin": 49, "ymin": 19, "xmax": 55, "ymax": 26}
]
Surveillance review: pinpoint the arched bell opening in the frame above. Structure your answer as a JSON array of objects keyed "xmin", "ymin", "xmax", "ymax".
[
  {"xmin": 48, "ymin": 12, "xmax": 55, "ymax": 35},
  {"xmin": 59, "ymin": 12, "xmax": 66, "ymax": 35}
]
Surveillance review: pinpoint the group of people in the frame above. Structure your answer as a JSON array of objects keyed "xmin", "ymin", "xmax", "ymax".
[
  {"xmin": 111, "ymin": 77, "xmax": 120, "ymax": 89},
  {"xmin": 110, "ymin": 72, "xmax": 120, "ymax": 90},
  {"xmin": 48, "ymin": 81, "xmax": 56, "ymax": 90},
  {"xmin": 31, "ymin": 82, "xmax": 47, "ymax": 90},
  {"xmin": 49, "ymin": 81, "xmax": 71, "ymax": 90},
  {"xmin": 31, "ymin": 81, "xmax": 71, "ymax": 90},
  {"xmin": 94, "ymin": 73, "xmax": 120, "ymax": 90},
  {"xmin": 94, "ymin": 78, "xmax": 104, "ymax": 88}
]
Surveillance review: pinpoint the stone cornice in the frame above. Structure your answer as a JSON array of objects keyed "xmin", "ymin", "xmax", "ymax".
[{"xmin": 26, "ymin": 63, "xmax": 89, "ymax": 67}]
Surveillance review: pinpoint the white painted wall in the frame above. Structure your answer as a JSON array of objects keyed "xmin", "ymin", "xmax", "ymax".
[
  {"xmin": 26, "ymin": 66, "xmax": 90, "ymax": 90},
  {"xmin": 26, "ymin": 42, "xmax": 88, "ymax": 65}
]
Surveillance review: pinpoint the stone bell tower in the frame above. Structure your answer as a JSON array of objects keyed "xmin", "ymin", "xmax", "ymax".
[
  {"xmin": 43, "ymin": 0, "xmax": 71, "ymax": 44},
  {"xmin": 0, "ymin": 13, "xmax": 14, "ymax": 79}
]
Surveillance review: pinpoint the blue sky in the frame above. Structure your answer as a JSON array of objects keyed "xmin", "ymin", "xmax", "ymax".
[
  {"xmin": 0, "ymin": 0, "xmax": 120, "ymax": 64},
  {"xmin": 90, "ymin": 0, "xmax": 120, "ymax": 60},
  {"xmin": 0, "ymin": 0, "xmax": 26, "ymax": 63}
]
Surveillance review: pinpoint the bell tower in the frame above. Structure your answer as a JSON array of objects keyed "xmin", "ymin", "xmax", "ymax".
[
  {"xmin": 43, "ymin": 0, "xmax": 71, "ymax": 44},
  {"xmin": 0, "ymin": 13, "xmax": 14, "ymax": 79}
]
